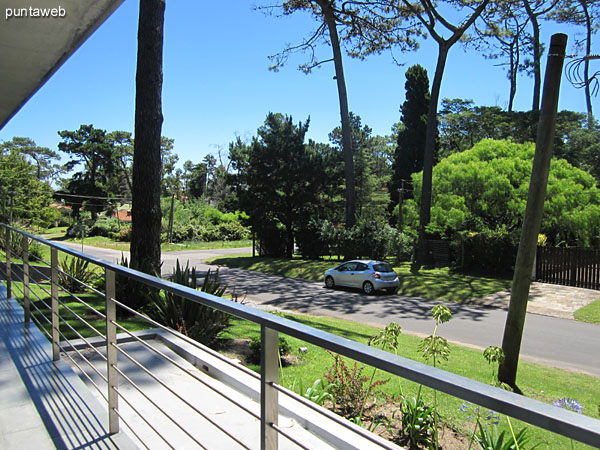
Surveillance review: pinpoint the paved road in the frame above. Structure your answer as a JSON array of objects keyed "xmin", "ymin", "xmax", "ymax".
[{"xmin": 55, "ymin": 242, "xmax": 600, "ymax": 377}]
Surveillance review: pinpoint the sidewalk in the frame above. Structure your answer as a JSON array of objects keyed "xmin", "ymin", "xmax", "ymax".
[{"xmin": 468, "ymin": 282, "xmax": 600, "ymax": 319}]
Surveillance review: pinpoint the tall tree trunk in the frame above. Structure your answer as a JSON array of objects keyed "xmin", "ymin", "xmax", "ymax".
[
  {"xmin": 508, "ymin": 40, "xmax": 518, "ymax": 112},
  {"xmin": 524, "ymin": 0, "xmax": 542, "ymax": 112},
  {"xmin": 415, "ymin": 44, "xmax": 449, "ymax": 268},
  {"xmin": 317, "ymin": 0, "xmax": 356, "ymax": 228},
  {"xmin": 581, "ymin": 0, "xmax": 594, "ymax": 126},
  {"xmin": 131, "ymin": 0, "xmax": 165, "ymax": 276},
  {"xmin": 498, "ymin": 34, "xmax": 566, "ymax": 388},
  {"xmin": 286, "ymin": 223, "xmax": 294, "ymax": 259}
]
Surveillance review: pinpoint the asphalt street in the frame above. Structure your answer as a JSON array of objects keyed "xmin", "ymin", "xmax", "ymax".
[{"xmin": 55, "ymin": 241, "xmax": 600, "ymax": 377}]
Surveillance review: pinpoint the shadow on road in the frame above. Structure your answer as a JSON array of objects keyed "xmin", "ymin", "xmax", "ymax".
[{"xmin": 199, "ymin": 267, "xmax": 492, "ymax": 324}]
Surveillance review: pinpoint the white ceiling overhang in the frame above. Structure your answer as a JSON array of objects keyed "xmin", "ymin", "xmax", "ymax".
[{"xmin": 0, "ymin": 0, "xmax": 125, "ymax": 129}]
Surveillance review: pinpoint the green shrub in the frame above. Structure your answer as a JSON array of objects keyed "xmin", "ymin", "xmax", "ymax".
[
  {"xmin": 257, "ymin": 221, "xmax": 288, "ymax": 257},
  {"xmin": 0, "ymin": 229, "xmax": 43, "ymax": 262},
  {"xmin": 296, "ymin": 219, "xmax": 331, "ymax": 259},
  {"xmin": 452, "ymin": 230, "xmax": 518, "ymax": 275},
  {"xmin": 346, "ymin": 217, "xmax": 395, "ymax": 260},
  {"xmin": 248, "ymin": 335, "xmax": 291, "ymax": 365},
  {"xmin": 390, "ymin": 231, "xmax": 415, "ymax": 262},
  {"xmin": 146, "ymin": 260, "xmax": 237, "ymax": 346},
  {"xmin": 110, "ymin": 225, "xmax": 131, "ymax": 242},
  {"xmin": 89, "ymin": 217, "xmax": 121, "ymax": 237},
  {"xmin": 170, "ymin": 224, "xmax": 198, "ymax": 243},
  {"xmin": 215, "ymin": 221, "xmax": 250, "ymax": 240},
  {"xmin": 57, "ymin": 257, "xmax": 99, "ymax": 294}
]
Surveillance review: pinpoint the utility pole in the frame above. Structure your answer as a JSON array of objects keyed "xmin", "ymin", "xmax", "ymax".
[
  {"xmin": 168, "ymin": 194, "xmax": 175, "ymax": 243},
  {"xmin": 498, "ymin": 34, "xmax": 567, "ymax": 388},
  {"xmin": 9, "ymin": 187, "xmax": 14, "ymax": 224},
  {"xmin": 397, "ymin": 180, "xmax": 407, "ymax": 232}
]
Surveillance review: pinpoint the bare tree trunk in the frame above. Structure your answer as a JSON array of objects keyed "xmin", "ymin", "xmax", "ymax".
[
  {"xmin": 317, "ymin": 0, "xmax": 356, "ymax": 228},
  {"xmin": 131, "ymin": 0, "xmax": 165, "ymax": 276},
  {"xmin": 581, "ymin": 0, "xmax": 594, "ymax": 126},
  {"xmin": 415, "ymin": 45, "xmax": 448, "ymax": 268},
  {"xmin": 524, "ymin": 0, "xmax": 542, "ymax": 112},
  {"xmin": 508, "ymin": 40, "xmax": 518, "ymax": 112},
  {"xmin": 498, "ymin": 34, "xmax": 567, "ymax": 389}
]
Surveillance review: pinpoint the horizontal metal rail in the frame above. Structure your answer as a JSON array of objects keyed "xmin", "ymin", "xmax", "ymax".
[
  {"xmin": 2, "ymin": 222, "xmax": 600, "ymax": 449},
  {"xmin": 114, "ymin": 297, "xmax": 261, "ymax": 380},
  {"xmin": 28, "ymin": 263, "xmax": 51, "ymax": 282},
  {"xmin": 270, "ymin": 423, "xmax": 310, "ymax": 450},
  {"xmin": 111, "ymin": 319, "xmax": 260, "ymax": 420},
  {"xmin": 112, "ymin": 383, "xmax": 176, "ymax": 450},
  {"xmin": 55, "ymin": 265, "xmax": 105, "ymax": 298},
  {"xmin": 113, "ymin": 343, "xmax": 251, "ymax": 447},
  {"xmin": 56, "ymin": 296, "xmax": 106, "ymax": 340}
]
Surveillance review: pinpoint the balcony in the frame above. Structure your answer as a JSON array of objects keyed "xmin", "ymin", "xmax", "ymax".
[{"xmin": 1, "ymin": 223, "xmax": 599, "ymax": 449}]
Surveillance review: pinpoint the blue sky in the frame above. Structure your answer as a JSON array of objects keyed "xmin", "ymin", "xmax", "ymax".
[{"xmin": 0, "ymin": 1, "xmax": 592, "ymax": 167}]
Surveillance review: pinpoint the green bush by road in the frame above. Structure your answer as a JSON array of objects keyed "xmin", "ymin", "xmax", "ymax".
[{"xmin": 208, "ymin": 255, "xmax": 511, "ymax": 302}]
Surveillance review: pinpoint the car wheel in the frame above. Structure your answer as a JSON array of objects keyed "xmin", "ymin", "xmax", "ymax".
[
  {"xmin": 386, "ymin": 287, "xmax": 398, "ymax": 294},
  {"xmin": 362, "ymin": 281, "xmax": 374, "ymax": 295},
  {"xmin": 325, "ymin": 276, "xmax": 336, "ymax": 289}
]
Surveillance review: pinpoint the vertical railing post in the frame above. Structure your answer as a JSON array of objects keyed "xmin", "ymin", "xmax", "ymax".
[
  {"xmin": 22, "ymin": 235, "xmax": 30, "ymax": 324},
  {"xmin": 50, "ymin": 247, "xmax": 60, "ymax": 361},
  {"xmin": 6, "ymin": 225, "xmax": 11, "ymax": 298},
  {"xmin": 260, "ymin": 325, "xmax": 279, "ymax": 450},
  {"xmin": 105, "ymin": 268, "xmax": 119, "ymax": 434}
]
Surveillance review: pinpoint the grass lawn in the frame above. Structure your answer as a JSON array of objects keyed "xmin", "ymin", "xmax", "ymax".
[
  {"xmin": 161, "ymin": 239, "xmax": 251, "ymax": 252},
  {"xmin": 208, "ymin": 255, "xmax": 512, "ymax": 302},
  {"xmin": 37, "ymin": 234, "xmax": 251, "ymax": 253},
  {"xmin": 574, "ymin": 298, "xmax": 600, "ymax": 324}
]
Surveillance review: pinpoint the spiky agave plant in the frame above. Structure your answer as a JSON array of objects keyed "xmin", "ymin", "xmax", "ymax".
[{"xmin": 147, "ymin": 259, "xmax": 233, "ymax": 346}]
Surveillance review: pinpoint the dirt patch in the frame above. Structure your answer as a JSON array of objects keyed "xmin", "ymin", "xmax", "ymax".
[
  {"xmin": 215, "ymin": 338, "xmax": 254, "ymax": 364},
  {"xmin": 215, "ymin": 338, "xmax": 302, "ymax": 366}
]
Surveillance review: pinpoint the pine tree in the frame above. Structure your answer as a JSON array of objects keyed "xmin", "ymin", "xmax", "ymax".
[{"xmin": 391, "ymin": 65, "xmax": 431, "ymax": 213}]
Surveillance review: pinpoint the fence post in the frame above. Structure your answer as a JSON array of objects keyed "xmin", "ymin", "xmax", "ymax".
[
  {"xmin": 5, "ymin": 226, "xmax": 11, "ymax": 298},
  {"xmin": 261, "ymin": 325, "xmax": 279, "ymax": 450},
  {"xmin": 51, "ymin": 247, "xmax": 60, "ymax": 361},
  {"xmin": 105, "ymin": 268, "xmax": 119, "ymax": 434},
  {"xmin": 22, "ymin": 235, "xmax": 30, "ymax": 324}
]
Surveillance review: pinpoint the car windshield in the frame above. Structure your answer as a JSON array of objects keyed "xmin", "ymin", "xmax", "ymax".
[{"xmin": 373, "ymin": 262, "xmax": 393, "ymax": 273}]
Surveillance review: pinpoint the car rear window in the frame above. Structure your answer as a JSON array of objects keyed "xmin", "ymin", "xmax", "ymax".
[{"xmin": 373, "ymin": 263, "xmax": 393, "ymax": 273}]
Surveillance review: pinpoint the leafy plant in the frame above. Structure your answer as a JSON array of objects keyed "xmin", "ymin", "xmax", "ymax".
[
  {"xmin": 323, "ymin": 351, "xmax": 388, "ymax": 419},
  {"xmin": 289, "ymin": 378, "xmax": 334, "ymax": 406},
  {"xmin": 483, "ymin": 345, "xmax": 512, "ymax": 390},
  {"xmin": 476, "ymin": 419, "xmax": 537, "ymax": 450},
  {"xmin": 369, "ymin": 322, "xmax": 404, "ymax": 397},
  {"xmin": 397, "ymin": 394, "xmax": 435, "ymax": 448},
  {"xmin": 349, "ymin": 414, "xmax": 388, "ymax": 434},
  {"xmin": 416, "ymin": 304, "xmax": 452, "ymax": 449},
  {"xmin": 248, "ymin": 335, "xmax": 291, "ymax": 365},
  {"xmin": 146, "ymin": 259, "xmax": 234, "ymax": 346},
  {"xmin": 57, "ymin": 256, "xmax": 99, "ymax": 293}
]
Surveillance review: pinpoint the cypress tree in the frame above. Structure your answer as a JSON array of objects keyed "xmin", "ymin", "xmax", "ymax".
[{"xmin": 391, "ymin": 65, "xmax": 431, "ymax": 210}]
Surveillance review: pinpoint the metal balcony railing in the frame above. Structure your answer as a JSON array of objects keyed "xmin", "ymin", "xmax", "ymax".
[{"xmin": 1, "ymin": 223, "xmax": 599, "ymax": 449}]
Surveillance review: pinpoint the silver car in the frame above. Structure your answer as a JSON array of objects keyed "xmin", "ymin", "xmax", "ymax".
[{"xmin": 324, "ymin": 260, "xmax": 400, "ymax": 294}]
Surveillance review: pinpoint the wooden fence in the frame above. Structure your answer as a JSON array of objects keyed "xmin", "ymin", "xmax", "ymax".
[{"xmin": 536, "ymin": 246, "xmax": 600, "ymax": 290}]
